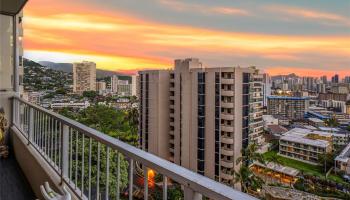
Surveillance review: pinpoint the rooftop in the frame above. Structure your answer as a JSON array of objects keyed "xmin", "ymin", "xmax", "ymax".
[
  {"xmin": 335, "ymin": 143, "xmax": 350, "ymax": 163},
  {"xmin": 308, "ymin": 118, "xmax": 324, "ymax": 123},
  {"xmin": 252, "ymin": 162, "xmax": 299, "ymax": 177},
  {"xmin": 280, "ymin": 128, "xmax": 332, "ymax": 148}
]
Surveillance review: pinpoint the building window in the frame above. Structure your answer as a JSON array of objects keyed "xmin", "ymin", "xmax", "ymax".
[{"xmin": 197, "ymin": 72, "xmax": 206, "ymax": 175}]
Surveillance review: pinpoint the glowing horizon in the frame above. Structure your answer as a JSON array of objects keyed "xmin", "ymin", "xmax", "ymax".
[{"xmin": 23, "ymin": 0, "xmax": 350, "ymax": 77}]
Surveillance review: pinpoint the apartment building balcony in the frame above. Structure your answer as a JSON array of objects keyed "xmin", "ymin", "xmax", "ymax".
[
  {"xmin": 220, "ymin": 172, "xmax": 234, "ymax": 181},
  {"xmin": 221, "ymin": 113, "xmax": 234, "ymax": 120},
  {"xmin": 221, "ymin": 160, "xmax": 234, "ymax": 168},
  {"xmin": 221, "ymin": 125, "xmax": 234, "ymax": 132},
  {"xmin": 221, "ymin": 102, "xmax": 234, "ymax": 108},
  {"xmin": 1, "ymin": 97, "xmax": 258, "ymax": 200},
  {"xmin": 221, "ymin": 136, "xmax": 234, "ymax": 144},
  {"xmin": 221, "ymin": 78, "xmax": 234, "ymax": 85},
  {"xmin": 221, "ymin": 148, "xmax": 234, "ymax": 156},
  {"xmin": 221, "ymin": 90, "xmax": 234, "ymax": 96}
]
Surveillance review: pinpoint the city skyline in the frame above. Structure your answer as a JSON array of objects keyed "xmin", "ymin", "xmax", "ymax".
[{"xmin": 23, "ymin": 0, "xmax": 350, "ymax": 77}]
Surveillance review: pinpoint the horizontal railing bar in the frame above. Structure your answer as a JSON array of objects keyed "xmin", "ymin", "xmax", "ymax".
[{"xmin": 12, "ymin": 96, "xmax": 257, "ymax": 200}]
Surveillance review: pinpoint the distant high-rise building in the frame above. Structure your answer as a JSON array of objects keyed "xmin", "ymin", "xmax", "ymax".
[
  {"xmin": 111, "ymin": 75, "xmax": 119, "ymax": 93},
  {"xmin": 111, "ymin": 75, "xmax": 135, "ymax": 96},
  {"xmin": 317, "ymin": 83, "xmax": 326, "ymax": 93},
  {"xmin": 131, "ymin": 75, "xmax": 137, "ymax": 96},
  {"xmin": 267, "ymin": 96, "xmax": 310, "ymax": 120},
  {"xmin": 262, "ymin": 73, "xmax": 272, "ymax": 106},
  {"xmin": 332, "ymin": 74, "xmax": 339, "ymax": 83},
  {"xmin": 138, "ymin": 58, "xmax": 264, "ymax": 187},
  {"xmin": 344, "ymin": 76, "xmax": 350, "ymax": 84},
  {"xmin": 96, "ymin": 81, "xmax": 106, "ymax": 93},
  {"xmin": 73, "ymin": 61, "xmax": 96, "ymax": 94},
  {"xmin": 320, "ymin": 75, "xmax": 327, "ymax": 84}
]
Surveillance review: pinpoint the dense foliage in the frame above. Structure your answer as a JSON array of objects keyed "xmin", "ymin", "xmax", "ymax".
[{"xmin": 59, "ymin": 104, "xmax": 138, "ymax": 198}]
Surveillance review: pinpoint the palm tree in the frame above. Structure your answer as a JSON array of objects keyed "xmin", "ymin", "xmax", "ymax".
[
  {"xmin": 266, "ymin": 153, "xmax": 283, "ymax": 166},
  {"xmin": 234, "ymin": 165, "xmax": 263, "ymax": 192},
  {"xmin": 325, "ymin": 117, "xmax": 339, "ymax": 130},
  {"xmin": 234, "ymin": 165, "xmax": 251, "ymax": 192},
  {"xmin": 236, "ymin": 143, "xmax": 265, "ymax": 165}
]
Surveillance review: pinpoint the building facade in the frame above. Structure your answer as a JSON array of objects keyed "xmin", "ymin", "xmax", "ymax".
[
  {"xmin": 267, "ymin": 96, "xmax": 310, "ymax": 120},
  {"xmin": 138, "ymin": 58, "xmax": 264, "ymax": 187},
  {"xmin": 279, "ymin": 128, "xmax": 333, "ymax": 164},
  {"xmin": 73, "ymin": 61, "xmax": 96, "ymax": 94}
]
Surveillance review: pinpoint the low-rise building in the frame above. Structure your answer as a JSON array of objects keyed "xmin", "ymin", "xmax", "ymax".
[
  {"xmin": 51, "ymin": 101, "xmax": 90, "ymax": 110},
  {"xmin": 279, "ymin": 128, "xmax": 333, "ymax": 164},
  {"xmin": 335, "ymin": 143, "xmax": 350, "ymax": 175}
]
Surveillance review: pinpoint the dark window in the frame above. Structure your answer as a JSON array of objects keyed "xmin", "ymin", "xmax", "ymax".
[
  {"xmin": 198, "ymin": 117, "xmax": 205, "ymax": 127},
  {"xmin": 243, "ymin": 73, "xmax": 250, "ymax": 83},
  {"xmin": 198, "ymin": 138, "xmax": 205, "ymax": 149},
  {"xmin": 198, "ymin": 127, "xmax": 205, "ymax": 138},
  {"xmin": 198, "ymin": 72, "xmax": 205, "ymax": 83},
  {"xmin": 243, "ymin": 84, "xmax": 250, "ymax": 94}
]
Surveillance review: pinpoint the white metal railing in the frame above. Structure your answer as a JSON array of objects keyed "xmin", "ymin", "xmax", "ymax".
[{"xmin": 12, "ymin": 96, "xmax": 257, "ymax": 200}]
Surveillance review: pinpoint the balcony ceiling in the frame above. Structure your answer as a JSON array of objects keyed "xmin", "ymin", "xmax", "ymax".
[{"xmin": 0, "ymin": 0, "xmax": 27, "ymax": 16}]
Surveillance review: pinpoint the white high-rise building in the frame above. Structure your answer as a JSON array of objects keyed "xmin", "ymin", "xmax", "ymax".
[
  {"xmin": 262, "ymin": 73, "xmax": 272, "ymax": 107},
  {"xmin": 131, "ymin": 75, "xmax": 137, "ymax": 96},
  {"xmin": 73, "ymin": 61, "xmax": 96, "ymax": 94},
  {"xmin": 111, "ymin": 75, "xmax": 119, "ymax": 93}
]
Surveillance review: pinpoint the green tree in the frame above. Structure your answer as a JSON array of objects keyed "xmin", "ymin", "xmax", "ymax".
[
  {"xmin": 318, "ymin": 152, "xmax": 335, "ymax": 174},
  {"xmin": 325, "ymin": 118, "xmax": 339, "ymax": 128},
  {"xmin": 55, "ymin": 88, "xmax": 67, "ymax": 95},
  {"xmin": 234, "ymin": 165, "xmax": 263, "ymax": 192},
  {"xmin": 59, "ymin": 105, "xmax": 137, "ymax": 198},
  {"xmin": 83, "ymin": 90, "xmax": 98, "ymax": 100},
  {"xmin": 236, "ymin": 143, "xmax": 265, "ymax": 165}
]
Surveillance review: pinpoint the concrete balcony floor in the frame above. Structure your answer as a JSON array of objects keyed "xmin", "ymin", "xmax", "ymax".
[{"xmin": 0, "ymin": 153, "xmax": 35, "ymax": 200}]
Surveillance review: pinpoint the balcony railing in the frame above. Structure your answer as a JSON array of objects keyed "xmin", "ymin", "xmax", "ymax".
[{"xmin": 12, "ymin": 96, "xmax": 256, "ymax": 200}]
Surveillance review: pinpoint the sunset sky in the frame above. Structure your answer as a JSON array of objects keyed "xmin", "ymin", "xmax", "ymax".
[{"xmin": 23, "ymin": 0, "xmax": 350, "ymax": 77}]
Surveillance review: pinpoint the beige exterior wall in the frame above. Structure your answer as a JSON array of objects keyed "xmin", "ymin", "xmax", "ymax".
[
  {"xmin": 138, "ymin": 70, "xmax": 171, "ymax": 160},
  {"xmin": 73, "ymin": 61, "xmax": 96, "ymax": 94},
  {"xmin": 138, "ymin": 58, "xmax": 264, "ymax": 188}
]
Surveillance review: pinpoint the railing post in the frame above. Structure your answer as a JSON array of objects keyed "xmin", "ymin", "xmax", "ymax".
[
  {"xmin": 61, "ymin": 124, "xmax": 69, "ymax": 184},
  {"xmin": 143, "ymin": 167, "xmax": 148, "ymax": 200},
  {"xmin": 28, "ymin": 107, "xmax": 34, "ymax": 145},
  {"xmin": 162, "ymin": 175, "xmax": 167, "ymax": 200},
  {"xmin": 12, "ymin": 98, "xmax": 19, "ymax": 126},
  {"xmin": 129, "ymin": 159, "xmax": 134, "ymax": 200},
  {"xmin": 184, "ymin": 187, "xmax": 202, "ymax": 200}
]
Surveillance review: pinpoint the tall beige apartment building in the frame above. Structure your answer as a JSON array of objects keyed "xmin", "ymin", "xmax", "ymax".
[
  {"xmin": 73, "ymin": 61, "xmax": 96, "ymax": 94},
  {"xmin": 138, "ymin": 58, "xmax": 264, "ymax": 187}
]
